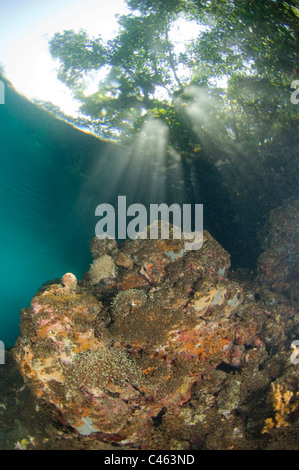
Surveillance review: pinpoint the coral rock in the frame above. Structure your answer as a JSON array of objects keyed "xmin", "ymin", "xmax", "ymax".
[
  {"xmin": 257, "ymin": 198, "xmax": 299, "ymax": 301},
  {"xmin": 14, "ymin": 226, "xmax": 271, "ymax": 448}
]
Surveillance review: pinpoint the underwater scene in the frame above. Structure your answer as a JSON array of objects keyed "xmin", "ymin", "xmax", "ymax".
[{"xmin": 0, "ymin": 0, "xmax": 298, "ymax": 452}]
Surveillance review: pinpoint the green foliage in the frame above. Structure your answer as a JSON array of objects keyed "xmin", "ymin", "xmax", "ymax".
[
  {"xmin": 48, "ymin": 0, "xmax": 299, "ymax": 148},
  {"xmin": 50, "ymin": 30, "xmax": 108, "ymax": 87}
]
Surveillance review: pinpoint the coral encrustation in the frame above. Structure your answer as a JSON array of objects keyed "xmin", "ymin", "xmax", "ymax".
[{"xmin": 15, "ymin": 228, "xmax": 265, "ymax": 448}]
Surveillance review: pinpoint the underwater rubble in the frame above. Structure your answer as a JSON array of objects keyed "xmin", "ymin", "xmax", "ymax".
[{"xmin": 5, "ymin": 200, "xmax": 299, "ymax": 449}]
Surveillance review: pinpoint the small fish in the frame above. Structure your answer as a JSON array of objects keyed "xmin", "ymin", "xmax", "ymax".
[
  {"xmin": 140, "ymin": 263, "xmax": 163, "ymax": 282},
  {"xmin": 140, "ymin": 264, "xmax": 153, "ymax": 281}
]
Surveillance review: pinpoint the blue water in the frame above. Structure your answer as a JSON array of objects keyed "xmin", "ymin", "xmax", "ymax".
[
  {"xmin": 0, "ymin": 222, "xmax": 87, "ymax": 345},
  {"xmin": 0, "ymin": 93, "xmax": 93, "ymax": 346}
]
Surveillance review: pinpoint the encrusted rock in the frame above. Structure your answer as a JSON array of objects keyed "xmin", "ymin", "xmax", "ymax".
[
  {"xmin": 15, "ymin": 222, "xmax": 295, "ymax": 449},
  {"xmin": 257, "ymin": 198, "xmax": 299, "ymax": 301}
]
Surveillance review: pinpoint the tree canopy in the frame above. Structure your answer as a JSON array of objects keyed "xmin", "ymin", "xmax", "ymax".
[{"xmin": 49, "ymin": 0, "xmax": 299, "ymax": 146}]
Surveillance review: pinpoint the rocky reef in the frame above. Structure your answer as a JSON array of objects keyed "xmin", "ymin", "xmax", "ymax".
[
  {"xmin": 10, "ymin": 201, "xmax": 299, "ymax": 449},
  {"xmin": 256, "ymin": 197, "xmax": 299, "ymax": 302}
]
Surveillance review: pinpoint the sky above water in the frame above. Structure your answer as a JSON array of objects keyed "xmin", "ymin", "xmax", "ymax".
[
  {"xmin": 0, "ymin": 0, "xmax": 129, "ymax": 114},
  {"xmin": 0, "ymin": 0, "xmax": 203, "ymax": 115}
]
